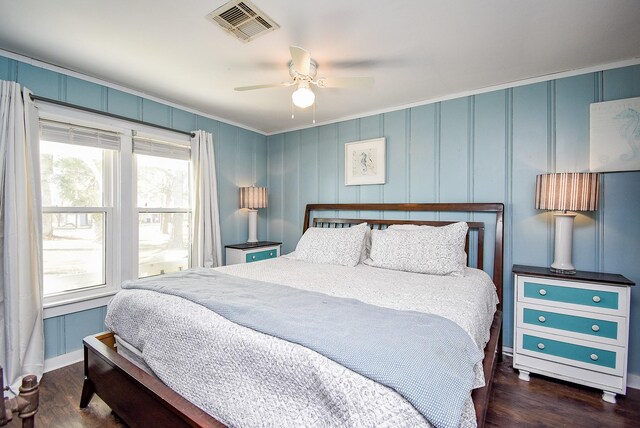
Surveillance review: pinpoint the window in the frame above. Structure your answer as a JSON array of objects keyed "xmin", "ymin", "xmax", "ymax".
[
  {"xmin": 38, "ymin": 111, "xmax": 193, "ymax": 309},
  {"xmin": 40, "ymin": 121, "xmax": 118, "ymax": 298},
  {"xmin": 134, "ymin": 136, "xmax": 191, "ymax": 278}
]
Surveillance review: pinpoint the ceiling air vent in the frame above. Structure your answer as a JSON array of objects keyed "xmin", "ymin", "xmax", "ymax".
[{"xmin": 208, "ymin": 0, "xmax": 279, "ymax": 43}]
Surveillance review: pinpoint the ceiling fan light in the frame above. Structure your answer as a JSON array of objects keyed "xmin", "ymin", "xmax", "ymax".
[{"xmin": 292, "ymin": 86, "xmax": 315, "ymax": 108}]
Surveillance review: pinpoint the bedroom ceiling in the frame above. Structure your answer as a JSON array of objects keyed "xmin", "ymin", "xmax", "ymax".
[{"xmin": 0, "ymin": 0, "xmax": 639, "ymax": 135}]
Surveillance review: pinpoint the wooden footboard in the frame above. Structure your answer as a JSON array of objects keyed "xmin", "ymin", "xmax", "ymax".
[{"xmin": 81, "ymin": 333, "xmax": 225, "ymax": 428}]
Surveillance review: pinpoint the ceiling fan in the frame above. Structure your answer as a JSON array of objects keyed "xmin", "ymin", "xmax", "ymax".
[{"xmin": 234, "ymin": 46, "xmax": 374, "ymax": 113}]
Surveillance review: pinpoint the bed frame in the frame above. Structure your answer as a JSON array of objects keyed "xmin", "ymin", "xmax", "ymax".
[{"xmin": 81, "ymin": 202, "xmax": 504, "ymax": 428}]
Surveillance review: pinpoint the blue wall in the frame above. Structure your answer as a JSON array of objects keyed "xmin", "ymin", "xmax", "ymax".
[
  {"xmin": 0, "ymin": 54, "xmax": 268, "ymax": 359},
  {"xmin": 266, "ymin": 65, "xmax": 640, "ymax": 377}
]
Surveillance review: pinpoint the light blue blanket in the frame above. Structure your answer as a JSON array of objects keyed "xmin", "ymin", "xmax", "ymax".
[{"xmin": 123, "ymin": 268, "xmax": 483, "ymax": 428}]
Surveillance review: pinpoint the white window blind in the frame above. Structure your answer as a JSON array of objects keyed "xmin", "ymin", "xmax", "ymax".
[
  {"xmin": 133, "ymin": 136, "xmax": 191, "ymax": 160},
  {"xmin": 40, "ymin": 120, "xmax": 120, "ymax": 151}
]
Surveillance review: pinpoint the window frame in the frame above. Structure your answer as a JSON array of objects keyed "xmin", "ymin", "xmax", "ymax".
[
  {"xmin": 133, "ymin": 144, "xmax": 193, "ymax": 278},
  {"xmin": 37, "ymin": 102, "xmax": 192, "ymax": 317},
  {"xmin": 41, "ymin": 206, "xmax": 112, "ymax": 296}
]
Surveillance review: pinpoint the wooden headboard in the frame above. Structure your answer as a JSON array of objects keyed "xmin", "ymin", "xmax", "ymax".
[{"xmin": 303, "ymin": 203, "xmax": 504, "ymax": 311}]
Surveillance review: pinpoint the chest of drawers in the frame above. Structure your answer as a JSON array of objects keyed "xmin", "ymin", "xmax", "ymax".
[{"xmin": 512, "ymin": 265, "xmax": 633, "ymax": 403}]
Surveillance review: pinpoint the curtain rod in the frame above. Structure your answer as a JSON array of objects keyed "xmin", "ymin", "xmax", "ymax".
[{"xmin": 30, "ymin": 94, "xmax": 195, "ymax": 138}]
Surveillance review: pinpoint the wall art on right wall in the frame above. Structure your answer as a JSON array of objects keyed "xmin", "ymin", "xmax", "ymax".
[{"xmin": 590, "ymin": 96, "xmax": 640, "ymax": 172}]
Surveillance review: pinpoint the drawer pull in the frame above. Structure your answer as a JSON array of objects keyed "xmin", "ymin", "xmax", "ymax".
[
  {"xmin": 537, "ymin": 343, "xmax": 545, "ymax": 350},
  {"xmin": 592, "ymin": 295, "xmax": 601, "ymax": 303},
  {"xmin": 252, "ymin": 255, "xmax": 256, "ymax": 260},
  {"xmin": 592, "ymin": 324, "xmax": 600, "ymax": 332},
  {"xmin": 538, "ymin": 289, "xmax": 547, "ymax": 296},
  {"xmin": 538, "ymin": 316, "xmax": 546, "ymax": 323},
  {"xmin": 590, "ymin": 354, "xmax": 599, "ymax": 361},
  {"xmin": 269, "ymin": 252, "xmax": 274, "ymax": 256}
]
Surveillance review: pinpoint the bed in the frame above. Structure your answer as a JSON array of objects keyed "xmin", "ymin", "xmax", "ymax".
[{"xmin": 80, "ymin": 202, "xmax": 504, "ymax": 428}]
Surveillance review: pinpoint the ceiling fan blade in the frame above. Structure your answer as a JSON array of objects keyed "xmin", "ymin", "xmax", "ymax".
[
  {"xmin": 234, "ymin": 82, "xmax": 294, "ymax": 91},
  {"xmin": 315, "ymin": 77, "xmax": 374, "ymax": 89},
  {"xmin": 289, "ymin": 46, "xmax": 311, "ymax": 76}
]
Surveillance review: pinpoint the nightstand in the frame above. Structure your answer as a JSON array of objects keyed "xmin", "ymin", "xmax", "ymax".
[
  {"xmin": 225, "ymin": 241, "xmax": 281, "ymax": 265},
  {"xmin": 512, "ymin": 265, "xmax": 634, "ymax": 403}
]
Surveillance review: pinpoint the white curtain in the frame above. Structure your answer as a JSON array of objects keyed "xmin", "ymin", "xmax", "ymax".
[
  {"xmin": 0, "ymin": 81, "xmax": 44, "ymax": 391},
  {"xmin": 190, "ymin": 130, "xmax": 222, "ymax": 268}
]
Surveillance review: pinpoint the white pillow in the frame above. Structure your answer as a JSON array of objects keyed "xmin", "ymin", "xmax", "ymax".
[
  {"xmin": 295, "ymin": 222, "xmax": 369, "ymax": 267},
  {"xmin": 364, "ymin": 222, "xmax": 468, "ymax": 275}
]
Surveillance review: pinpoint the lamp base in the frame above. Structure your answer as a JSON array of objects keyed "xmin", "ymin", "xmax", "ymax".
[
  {"xmin": 551, "ymin": 212, "xmax": 576, "ymax": 275},
  {"xmin": 247, "ymin": 209, "xmax": 258, "ymax": 243}
]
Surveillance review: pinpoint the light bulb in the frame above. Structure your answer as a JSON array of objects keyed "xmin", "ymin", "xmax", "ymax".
[{"xmin": 292, "ymin": 86, "xmax": 315, "ymax": 108}]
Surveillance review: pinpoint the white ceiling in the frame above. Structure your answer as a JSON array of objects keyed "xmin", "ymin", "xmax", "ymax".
[{"xmin": 1, "ymin": 0, "xmax": 639, "ymax": 135}]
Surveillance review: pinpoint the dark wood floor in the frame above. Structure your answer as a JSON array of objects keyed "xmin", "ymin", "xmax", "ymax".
[
  {"xmin": 6, "ymin": 356, "xmax": 639, "ymax": 427},
  {"xmin": 486, "ymin": 358, "xmax": 639, "ymax": 427}
]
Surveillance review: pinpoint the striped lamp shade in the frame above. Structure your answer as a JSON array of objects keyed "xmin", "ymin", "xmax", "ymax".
[
  {"xmin": 240, "ymin": 186, "xmax": 268, "ymax": 209},
  {"xmin": 535, "ymin": 173, "xmax": 600, "ymax": 212}
]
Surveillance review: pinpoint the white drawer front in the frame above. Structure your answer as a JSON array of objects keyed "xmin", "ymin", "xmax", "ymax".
[
  {"xmin": 517, "ymin": 275, "xmax": 628, "ymax": 316},
  {"xmin": 515, "ymin": 328, "xmax": 625, "ymax": 377},
  {"xmin": 516, "ymin": 302, "xmax": 627, "ymax": 347}
]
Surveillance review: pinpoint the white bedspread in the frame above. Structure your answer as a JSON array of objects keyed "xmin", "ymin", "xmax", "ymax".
[{"xmin": 106, "ymin": 257, "xmax": 498, "ymax": 428}]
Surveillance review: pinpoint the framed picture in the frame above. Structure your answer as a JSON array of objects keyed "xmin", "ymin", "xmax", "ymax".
[
  {"xmin": 344, "ymin": 137, "xmax": 386, "ymax": 186},
  {"xmin": 590, "ymin": 96, "xmax": 640, "ymax": 172}
]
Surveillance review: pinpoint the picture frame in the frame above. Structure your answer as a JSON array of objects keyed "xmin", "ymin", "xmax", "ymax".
[
  {"xmin": 344, "ymin": 137, "xmax": 386, "ymax": 186},
  {"xmin": 590, "ymin": 96, "xmax": 640, "ymax": 172}
]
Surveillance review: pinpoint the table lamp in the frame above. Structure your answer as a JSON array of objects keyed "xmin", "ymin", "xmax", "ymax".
[
  {"xmin": 535, "ymin": 172, "xmax": 599, "ymax": 274},
  {"xmin": 240, "ymin": 186, "xmax": 268, "ymax": 243}
]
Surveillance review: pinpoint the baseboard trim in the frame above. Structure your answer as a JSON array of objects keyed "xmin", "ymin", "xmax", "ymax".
[
  {"xmin": 628, "ymin": 373, "xmax": 640, "ymax": 390},
  {"xmin": 44, "ymin": 349, "xmax": 83, "ymax": 373}
]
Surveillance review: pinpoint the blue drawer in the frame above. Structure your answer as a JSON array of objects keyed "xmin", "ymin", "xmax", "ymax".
[
  {"xmin": 523, "ymin": 281, "xmax": 618, "ymax": 310},
  {"xmin": 522, "ymin": 334, "xmax": 617, "ymax": 369},
  {"xmin": 523, "ymin": 308, "xmax": 618, "ymax": 339},
  {"xmin": 246, "ymin": 249, "xmax": 278, "ymax": 263}
]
